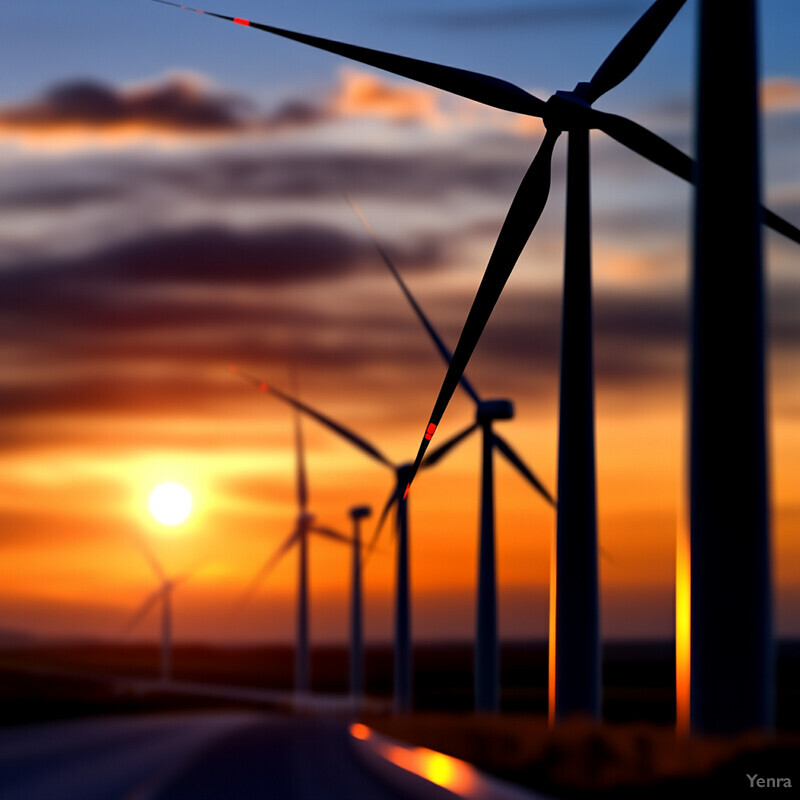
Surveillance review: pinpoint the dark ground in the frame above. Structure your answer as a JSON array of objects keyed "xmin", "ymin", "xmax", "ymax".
[{"xmin": 1, "ymin": 639, "xmax": 798, "ymax": 798}]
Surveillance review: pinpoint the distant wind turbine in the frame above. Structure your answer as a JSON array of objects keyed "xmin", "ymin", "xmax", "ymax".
[
  {"xmin": 154, "ymin": 0, "xmax": 800, "ymax": 723},
  {"xmin": 347, "ymin": 505, "xmax": 371, "ymax": 703},
  {"xmin": 122, "ymin": 536, "xmax": 191, "ymax": 682},
  {"xmin": 348, "ymin": 197, "xmax": 555, "ymax": 713},
  {"xmin": 234, "ymin": 405, "xmax": 353, "ymax": 695},
  {"xmin": 231, "ymin": 366, "xmax": 435, "ymax": 712},
  {"xmin": 314, "ymin": 504, "xmax": 373, "ymax": 703}
]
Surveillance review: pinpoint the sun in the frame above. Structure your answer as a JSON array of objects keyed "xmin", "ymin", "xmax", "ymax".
[{"xmin": 149, "ymin": 482, "xmax": 193, "ymax": 526}]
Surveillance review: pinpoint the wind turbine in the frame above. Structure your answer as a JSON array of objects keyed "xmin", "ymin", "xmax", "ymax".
[
  {"xmin": 122, "ymin": 536, "xmax": 190, "ymax": 682},
  {"xmin": 348, "ymin": 198, "xmax": 555, "ymax": 712},
  {"xmin": 235, "ymin": 406, "xmax": 353, "ymax": 695},
  {"xmin": 314, "ymin": 504, "xmax": 373, "ymax": 703},
  {"xmin": 231, "ymin": 366, "xmax": 435, "ymax": 712},
  {"xmin": 683, "ymin": 0, "xmax": 772, "ymax": 736},
  {"xmin": 155, "ymin": 0, "xmax": 800, "ymax": 723},
  {"xmin": 347, "ymin": 504, "xmax": 370, "ymax": 703}
]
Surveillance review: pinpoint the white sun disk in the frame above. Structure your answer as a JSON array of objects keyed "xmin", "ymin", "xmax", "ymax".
[{"xmin": 149, "ymin": 482, "xmax": 192, "ymax": 526}]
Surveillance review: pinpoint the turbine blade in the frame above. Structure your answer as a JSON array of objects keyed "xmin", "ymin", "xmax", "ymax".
[
  {"xmin": 170, "ymin": 573, "xmax": 191, "ymax": 590},
  {"xmin": 310, "ymin": 525, "xmax": 354, "ymax": 545},
  {"xmin": 765, "ymin": 208, "xmax": 800, "ymax": 246},
  {"xmin": 422, "ymin": 423, "xmax": 479, "ymax": 468},
  {"xmin": 592, "ymin": 109, "xmax": 692, "ymax": 181},
  {"xmin": 131, "ymin": 533, "xmax": 165, "ymax": 582},
  {"xmin": 593, "ymin": 111, "xmax": 800, "ymax": 245},
  {"xmin": 586, "ymin": 0, "xmax": 687, "ymax": 104},
  {"xmin": 152, "ymin": 1, "xmax": 547, "ymax": 118},
  {"xmin": 346, "ymin": 195, "xmax": 482, "ymax": 406},
  {"xmin": 294, "ymin": 412, "xmax": 308, "ymax": 514},
  {"xmin": 406, "ymin": 127, "xmax": 561, "ymax": 491},
  {"xmin": 121, "ymin": 589, "xmax": 163, "ymax": 636},
  {"xmin": 231, "ymin": 367, "xmax": 394, "ymax": 469},
  {"xmin": 367, "ymin": 487, "xmax": 398, "ymax": 556},
  {"xmin": 170, "ymin": 555, "xmax": 206, "ymax": 591},
  {"xmin": 231, "ymin": 529, "xmax": 299, "ymax": 615},
  {"xmin": 492, "ymin": 432, "xmax": 556, "ymax": 506}
]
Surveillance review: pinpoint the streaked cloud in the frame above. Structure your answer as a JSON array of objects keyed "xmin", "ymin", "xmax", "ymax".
[
  {"xmin": 1, "ymin": 66, "xmax": 798, "ymax": 643},
  {"xmin": 0, "ymin": 74, "xmax": 255, "ymax": 142},
  {"xmin": 0, "ymin": 70, "xmax": 545, "ymax": 152}
]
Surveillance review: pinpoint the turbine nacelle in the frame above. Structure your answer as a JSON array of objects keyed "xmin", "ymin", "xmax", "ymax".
[
  {"xmin": 350, "ymin": 506, "xmax": 372, "ymax": 520},
  {"xmin": 477, "ymin": 399, "xmax": 514, "ymax": 423},
  {"xmin": 299, "ymin": 511, "xmax": 316, "ymax": 527},
  {"xmin": 397, "ymin": 463, "xmax": 414, "ymax": 487},
  {"xmin": 544, "ymin": 87, "xmax": 594, "ymax": 132}
]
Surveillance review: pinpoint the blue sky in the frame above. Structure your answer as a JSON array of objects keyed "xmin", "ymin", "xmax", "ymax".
[{"xmin": 1, "ymin": 1, "xmax": 796, "ymax": 106}]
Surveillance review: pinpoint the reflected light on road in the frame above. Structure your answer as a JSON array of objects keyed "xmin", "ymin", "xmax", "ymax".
[
  {"xmin": 349, "ymin": 723, "xmax": 372, "ymax": 741},
  {"xmin": 383, "ymin": 742, "xmax": 476, "ymax": 794}
]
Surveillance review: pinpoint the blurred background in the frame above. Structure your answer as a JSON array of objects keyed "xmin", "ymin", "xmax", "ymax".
[{"xmin": 1, "ymin": 0, "xmax": 798, "ymax": 655}]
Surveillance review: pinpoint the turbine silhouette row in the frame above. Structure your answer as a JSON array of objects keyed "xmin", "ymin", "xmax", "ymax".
[{"xmin": 151, "ymin": 0, "xmax": 798, "ymax": 734}]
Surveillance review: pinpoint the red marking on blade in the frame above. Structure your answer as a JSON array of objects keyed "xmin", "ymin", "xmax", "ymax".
[
  {"xmin": 424, "ymin": 422, "xmax": 437, "ymax": 441},
  {"xmin": 403, "ymin": 483, "xmax": 411, "ymax": 500},
  {"xmin": 233, "ymin": 17, "xmax": 250, "ymax": 26},
  {"xmin": 259, "ymin": 382, "xmax": 268, "ymax": 392}
]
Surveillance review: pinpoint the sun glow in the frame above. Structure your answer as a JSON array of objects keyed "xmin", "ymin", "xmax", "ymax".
[{"xmin": 149, "ymin": 482, "xmax": 193, "ymax": 526}]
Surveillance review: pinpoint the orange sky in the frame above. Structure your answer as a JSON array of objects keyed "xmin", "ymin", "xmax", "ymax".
[{"xmin": 1, "ymin": 67, "xmax": 798, "ymax": 646}]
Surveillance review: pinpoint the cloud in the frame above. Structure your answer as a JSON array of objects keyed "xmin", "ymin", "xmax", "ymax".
[
  {"xmin": 330, "ymin": 68, "xmax": 446, "ymax": 126},
  {"xmin": 761, "ymin": 78, "xmax": 800, "ymax": 114},
  {"xmin": 0, "ymin": 70, "xmax": 545, "ymax": 151},
  {"xmin": 0, "ymin": 75, "xmax": 252, "ymax": 139},
  {"xmin": 0, "ymin": 73, "xmax": 334, "ymax": 148}
]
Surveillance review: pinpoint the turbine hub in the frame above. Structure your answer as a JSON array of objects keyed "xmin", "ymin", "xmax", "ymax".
[
  {"xmin": 544, "ymin": 85, "xmax": 593, "ymax": 132},
  {"xmin": 299, "ymin": 511, "xmax": 315, "ymax": 525},
  {"xmin": 477, "ymin": 399, "xmax": 514, "ymax": 422},
  {"xmin": 397, "ymin": 463, "xmax": 414, "ymax": 483}
]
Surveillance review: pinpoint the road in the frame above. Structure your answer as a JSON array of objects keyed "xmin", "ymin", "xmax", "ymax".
[{"xmin": 0, "ymin": 712, "xmax": 409, "ymax": 800}]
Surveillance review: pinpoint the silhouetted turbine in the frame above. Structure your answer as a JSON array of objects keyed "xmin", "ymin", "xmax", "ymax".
[
  {"xmin": 123, "ymin": 536, "xmax": 191, "ymax": 682},
  {"xmin": 155, "ymin": 0, "xmax": 800, "ymax": 723},
  {"xmin": 151, "ymin": 0, "xmax": 800, "ymax": 243},
  {"xmin": 233, "ymin": 404, "xmax": 352, "ymax": 694},
  {"xmin": 321, "ymin": 505, "xmax": 373, "ymax": 703},
  {"xmin": 685, "ymin": 0, "xmax": 773, "ymax": 736},
  {"xmin": 231, "ymin": 366, "xmax": 434, "ymax": 713},
  {"xmin": 348, "ymin": 197, "xmax": 555, "ymax": 712}
]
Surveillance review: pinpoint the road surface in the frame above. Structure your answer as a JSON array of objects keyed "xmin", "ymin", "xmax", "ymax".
[{"xmin": 0, "ymin": 712, "xmax": 407, "ymax": 800}]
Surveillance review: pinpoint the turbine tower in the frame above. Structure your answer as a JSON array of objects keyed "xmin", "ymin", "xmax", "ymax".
[
  {"xmin": 235, "ymin": 407, "xmax": 353, "ymax": 695},
  {"xmin": 349, "ymin": 198, "xmax": 555, "ymax": 712},
  {"xmin": 348, "ymin": 505, "xmax": 370, "ymax": 703},
  {"xmin": 684, "ymin": 0, "xmax": 773, "ymax": 735}
]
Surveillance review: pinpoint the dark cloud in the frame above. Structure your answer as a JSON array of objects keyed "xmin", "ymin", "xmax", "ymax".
[
  {"xmin": 3, "ymin": 207, "xmax": 799, "ymax": 430},
  {"xmin": 2, "ymin": 222, "xmax": 438, "ymax": 298},
  {"xmin": 0, "ymin": 77, "xmax": 250, "ymax": 132},
  {"xmin": 0, "ymin": 76, "xmax": 328, "ymax": 135}
]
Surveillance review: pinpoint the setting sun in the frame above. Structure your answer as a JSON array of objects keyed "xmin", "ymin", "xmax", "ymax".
[{"xmin": 148, "ymin": 482, "xmax": 193, "ymax": 526}]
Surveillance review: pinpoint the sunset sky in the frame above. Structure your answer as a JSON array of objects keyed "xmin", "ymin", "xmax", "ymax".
[{"xmin": 1, "ymin": 0, "xmax": 799, "ymax": 646}]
